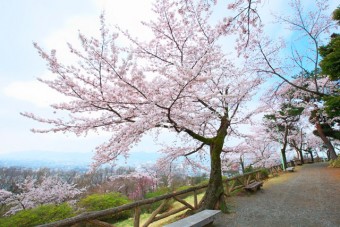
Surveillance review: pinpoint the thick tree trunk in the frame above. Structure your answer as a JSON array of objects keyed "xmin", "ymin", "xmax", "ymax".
[
  {"xmin": 199, "ymin": 117, "xmax": 228, "ymax": 212},
  {"xmin": 199, "ymin": 143, "xmax": 225, "ymax": 211},
  {"xmin": 315, "ymin": 122, "xmax": 337, "ymax": 160}
]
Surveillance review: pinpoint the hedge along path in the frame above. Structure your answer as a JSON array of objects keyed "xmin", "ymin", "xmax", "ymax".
[
  {"xmin": 213, "ymin": 162, "xmax": 340, "ymax": 227},
  {"xmin": 37, "ymin": 165, "xmax": 284, "ymax": 227}
]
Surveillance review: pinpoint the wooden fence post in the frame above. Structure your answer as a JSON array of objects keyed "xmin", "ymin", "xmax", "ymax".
[
  {"xmin": 134, "ymin": 206, "xmax": 141, "ymax": 227},
  {"xmin": 194, "ymin": 190, "xmax": 198, "ymax": 209}
]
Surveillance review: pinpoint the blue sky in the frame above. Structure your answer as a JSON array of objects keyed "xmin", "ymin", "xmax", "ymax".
[{"xmin": 0, "ymin": 0, "xmax": 337, "ymax": 167}]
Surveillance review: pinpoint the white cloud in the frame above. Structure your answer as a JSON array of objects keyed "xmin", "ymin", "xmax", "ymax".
[{"xmin": 2, "ymin": 71, "xmax": 69, "ymax": 108}]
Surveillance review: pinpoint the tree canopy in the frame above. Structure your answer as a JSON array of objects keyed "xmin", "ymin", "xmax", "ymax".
[{"xmin": 21, "ymin": 0, "xmax": 340, "ymax": 212}]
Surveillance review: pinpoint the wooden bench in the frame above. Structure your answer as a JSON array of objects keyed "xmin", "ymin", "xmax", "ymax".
[
  {"xmin": 285, "ymin": 167, "xmax": 295, "ymax": 172},
  {"xmin": 244, "ymin": 181, "xmax": 263, "ymax": 192},
  {"xmin": 164, "ymin": 209, "xmax": 221, "ymax": 227}
]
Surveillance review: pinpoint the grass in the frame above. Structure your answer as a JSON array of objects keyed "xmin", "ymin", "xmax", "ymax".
[
  {"xmin": 113, "ymin": 192, "xmax": 205, "ymax": 227},
  {"xmin": 329, "ymin": 156, "xmax": 340, "ymax": 168}
]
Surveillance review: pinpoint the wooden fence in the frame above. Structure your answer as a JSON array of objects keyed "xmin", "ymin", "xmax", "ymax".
[{"xmin": 37, "ymin": 164, "xmax": 284, "ymax": 227}]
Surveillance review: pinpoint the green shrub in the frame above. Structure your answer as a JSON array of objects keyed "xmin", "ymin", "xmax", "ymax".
[
  {"xmin": 144, "ymin": 187, "xmax": 170, "ymax": 200},
  {"xmin": 0, "ymin": 203, "xmax": 74, "ymax": 227},
  {"xmin": 174, "ymin": 185, "xmax": 192, "ymax": 199},
  {"xmin": 175, "ymin": 185, "xmax": 191, "ymax": 191},
  {"xmin": 244, "ymin": 165, "xmax": 254, "ymax": 173},
  {"xmin": 143, "ymin": 187, "xmax": 173, "ymax": 213},
  {"xmin": 329, "ymin": 156, "xmax": 340, "ymax": 168},
  {"xmin": 260, "ymin": 169, "xmax": 270, "ymax": 179},
  {"xmin": 228, "ymin": 178, "xmax": 243, "ymax": 187},
  {"xmin": 78, "ymin": 192, "xmax": 131, "ymax": 222},
  {"xmin": 188, "ymin": 174, "xmax": 209, "ymax": 185},
  {"xmin": 197, "ymin": 179, "xmax": 209, "ymax": 186}
]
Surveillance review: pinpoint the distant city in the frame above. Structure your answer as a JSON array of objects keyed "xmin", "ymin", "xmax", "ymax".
[{"xmin": 0, "ymin": 150, "xmax": 160, "ymax": 171}]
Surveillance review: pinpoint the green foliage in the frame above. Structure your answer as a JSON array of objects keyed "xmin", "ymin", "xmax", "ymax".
[
  {"xmin": 174, "ymin": 185, "xmax": 192, "ymax": 199},
  {"xmin": 287, "ymin": 106, "xmax": 304, "ymax": 117},
  {"xmin": 319, "ymin": 7, "xmax": 340, "ymax": 80},
  {"xmin": 143, "ymin": 188, "xmax": 173, "ymax": 213},
  {"xmin": 228, "ymin": 178, "xmax": 243, "ymax": 187},
  {"xmin": 145, "ymin": 187, "xmax": 170, "ymax": 199},
  {"xmin": 0, "ymin": 203, "xmax": 74, "ymax": 227},
  {"xmin": 78, "ymin": 192, "xmax": 131, "ymax": 222},
  {"xmin": 244, "ymin": 165, "xmax": 254, "ymax": 173},
  {"xmin": 188, "ymin": 174, "xmax": 209, "ymax": 185},
  {"xmin": 175, "ymin": 185, "xmax": 192, "ymax": 191},
  {"xmin": 264, "ymin": 104, "xmax": 304, "ymax": 131},
  {"xmin": 319, "ymin": 7, "xmax": 340, "ymax": 121},
  {"xmin": 264, "ymin": 114, "xmax": 276, "ymax": 121},
  {"xmin": 329, "ymin": 156, "xmax": 340, "ymax": 168},
  {"xmin": 319, "ymin": 33, "xmax": 340, "ymax": 81},
  {"xmin": 333, "ymin": 7, "xmax": 340, "ymax": 23},
  {"xmin": 0, "ymin": 205, "xmax": 9, "ymax": 218},
  {"xmin": 197, "ymin": 179, "xmax": 209, "ymax": 186},
  {"xmin": 259, "ymin": 169, "xmax": 270, "ymax": 179},
  {"xmin": 323, "ymin": 96, "xmax": 340, "ymax": 119}
]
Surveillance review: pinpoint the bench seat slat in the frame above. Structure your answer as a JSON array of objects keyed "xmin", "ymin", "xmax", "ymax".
[
  {"xmin": 164, "ymin": 210, "xmax": 221, "ymax": 227},
  {"xmin": 244, "ymin": 181, "xmax": 262, "ymax": 188},
  {"xmin": 244, "ymin": 181, "xmax": 263, "ymax": 191}
]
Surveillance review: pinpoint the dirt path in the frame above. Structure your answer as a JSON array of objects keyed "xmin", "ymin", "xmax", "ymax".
[{"xmin": 213, "ymin": 162, "xmax": 340, "ymax": 227}]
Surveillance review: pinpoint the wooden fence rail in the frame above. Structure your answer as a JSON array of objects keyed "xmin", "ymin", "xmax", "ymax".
[
  {"xmin": 37, "ymin": 164, "xmax": 284, "ymax": 227},
  {"xmin": 224, "ymin": 164, "xmax": 283, "ymax": 195},
  {"xmin": 37, "ymin": 184, "xmax": 208, "ymax": 227}
]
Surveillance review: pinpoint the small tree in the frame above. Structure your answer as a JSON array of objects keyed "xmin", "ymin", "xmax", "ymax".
[
  {"xmin": 109, "ymin": 172, "xmax": 157, "ymax": 200},
  {"xmin": 253, "ymin": 0, "xmax": 338, "ymax": 159},
  {"xmin": 262, "ymin": 94, "xmax": 304, "ymax": 169},
  {"xmin": 288, "ymin": 128, "xmax": 305, "ymax": 164},
  {"xmin": 3, "ymin": 176, "xmax": 83, "ymax": 216}
]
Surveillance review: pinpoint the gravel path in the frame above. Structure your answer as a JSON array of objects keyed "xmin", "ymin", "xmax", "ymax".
[{"xmin": 213, "ymin": 162, "xmax": 340, "ymax": 227}]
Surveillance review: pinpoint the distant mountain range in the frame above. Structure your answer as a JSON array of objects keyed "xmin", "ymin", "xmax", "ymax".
[{"xmin": 0, "ymin": 150, "xmax": 160, "ymax": 170}]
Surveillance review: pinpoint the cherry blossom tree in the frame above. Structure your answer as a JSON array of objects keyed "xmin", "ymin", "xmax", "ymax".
[
  {"xmin": 0, "ymin": 189, "xmax": 12, "ymax": 214},
  {"xmin": 222, "ymin": 143, "xmax": 251, "ymax": 174},
  {"xmin": 23, "ymin": 0, "xmax": 264, "ymax": 210},
  {"xmin": 288, "ymin": 127, "xmax": 306, "ymax": 164},
  {"xmin": 303, "ymin": 133, "xmax": 320, "ymax": 161},
  {"xmin": 305, "ymin": 131, "xmax": 326, "ymax": 160},
  {"xmin": 261, "ymin": 91, "xmax": 304, "ymax": 169},
  {"xmin": 110, "ymin": 172, "xmax": 157, "ymax": 200},
  {"xmin": 222, "ymin": 127, "xmax": 280, "ymax": 173},
  {"xmin": 3, "ymin": 176, "xmax": 83, "ymax": 216},
  {"xmin": 0, "ymin": 189, "xmax": 12, "ymax": 203},
  {"xmin": 251, "ymin": 0, "xmax": 338, "ymax": 159},
  {"xmin": 245, "ymin": 133, "xmax": 281, "ymax": 168}
]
